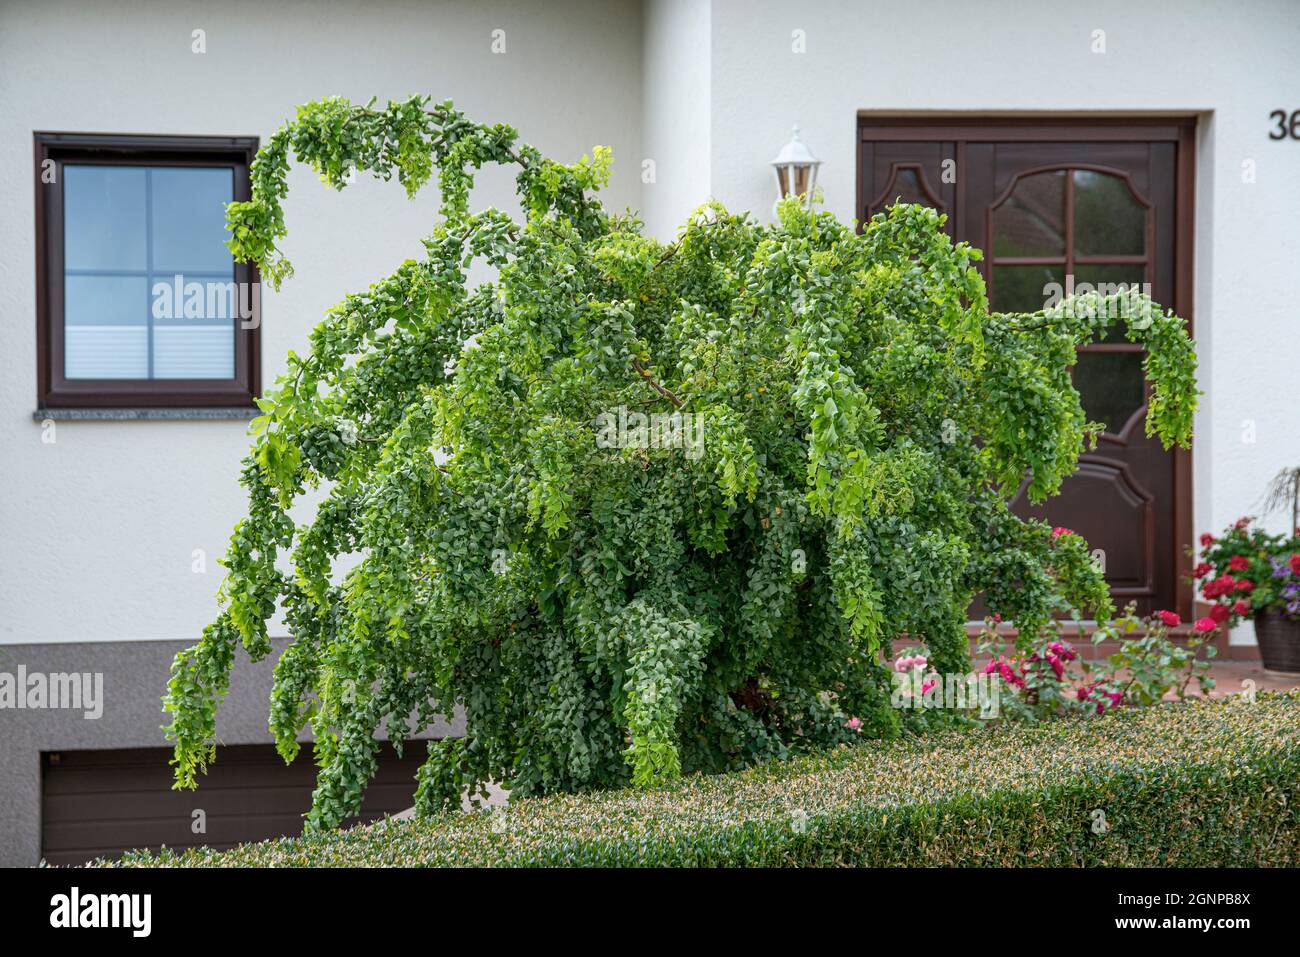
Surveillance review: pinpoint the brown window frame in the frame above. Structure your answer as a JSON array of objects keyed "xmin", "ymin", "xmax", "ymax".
[{"xmin": 34, "ymin": 132, "xmax": 261, "ymax": 410}]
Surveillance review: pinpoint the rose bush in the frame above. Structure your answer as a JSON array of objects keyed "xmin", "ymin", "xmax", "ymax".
[{"xmin": 977, "ymin": 606, "xmax": 1215, "ymax": 720}]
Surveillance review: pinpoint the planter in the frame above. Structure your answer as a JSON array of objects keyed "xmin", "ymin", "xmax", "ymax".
[{"xmin": 1254, "ymin": 611, "xmax": 1300, "ymax": 674}]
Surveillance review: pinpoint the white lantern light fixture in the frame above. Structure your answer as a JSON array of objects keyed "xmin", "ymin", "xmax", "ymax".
[{"xmin": 770, "ymin": 125, "xmax": 822, "ymax": 212}]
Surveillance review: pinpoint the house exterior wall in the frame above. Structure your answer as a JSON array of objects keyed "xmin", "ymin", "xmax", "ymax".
[
  {"xmin": 0, "ymin": 0, "xmax": 642, "ymax": 866},
  {"xmin": 641, "ymin": 0, "xmax": 712, "ymax": 239},
  {"xmin": 2, "ymin": 0, "xmax": 1297, "ymax": 865}
]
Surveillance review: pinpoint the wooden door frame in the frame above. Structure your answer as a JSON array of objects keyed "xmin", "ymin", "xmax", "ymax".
[{"xmin": 857, "ymin": 114, "xmax": 1197, "ymax": 618}]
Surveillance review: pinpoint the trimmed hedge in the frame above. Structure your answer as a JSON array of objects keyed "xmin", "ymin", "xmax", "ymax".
[{"xmin": 116, "ymin": 693, "xmax": 1300, "ymax": 867}]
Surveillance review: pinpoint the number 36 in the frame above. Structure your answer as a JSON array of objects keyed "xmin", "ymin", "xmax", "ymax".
[{"xmin": 1269, "ymin": 110, "xmax": 1300, "ymax": 140}]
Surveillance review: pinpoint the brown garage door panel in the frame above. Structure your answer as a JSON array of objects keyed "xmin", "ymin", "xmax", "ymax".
[{"xmin": 41, "ymin": 742, "xmax": 430, "ymax": 866}]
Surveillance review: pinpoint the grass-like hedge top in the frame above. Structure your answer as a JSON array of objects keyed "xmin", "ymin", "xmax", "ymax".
[{"xmin": 119, "ymin": 693, "xmax": 1299, "ymax": 867}]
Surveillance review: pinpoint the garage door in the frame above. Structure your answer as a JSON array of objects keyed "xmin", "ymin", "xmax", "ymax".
[{"xmin": 41, "ymin": 741, "xmax": 429, "ymax": 866}]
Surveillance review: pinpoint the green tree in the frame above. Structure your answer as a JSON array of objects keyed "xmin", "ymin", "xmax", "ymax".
[{"xmin": 164, "ymin": 96, "xmax": 1197, "ymax": 831}]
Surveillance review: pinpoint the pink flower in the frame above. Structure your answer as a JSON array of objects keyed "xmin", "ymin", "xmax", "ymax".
[
  {"xmin": 846, "ymin": 717, "xmax": 862, "ymax": 731},
  {"xmin": 920, "ymin": 678, "xmax": 937, "ymax": 694},
  {"xmin": 893, "ymin": 653, "xmax": 928, "ymax": 672},
  {"xmin": 1155, "ymin": 610, "xmax": 1181, "ymax": 628},
  {"xmin": 1051, "ymin": 527, "xmax": 1074, "ymax": 539},
  {"xmin": 1194, "ymin": 617, "xmax": 1219, "ymax": 633}
]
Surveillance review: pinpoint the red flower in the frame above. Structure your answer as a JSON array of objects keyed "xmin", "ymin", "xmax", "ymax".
[
  {"xmin": 1077, "ymin": 681, "xmax": 1122, "ymax": 714},
  {"xmin": 1234, "ymin": 516, "xmax": 1251, "ymax": 529},
  {"xmin": 1236, "ymin": 579, "xmax": 1255, "ymax": 593},
  {"xmin": 1210, "ymin": 604, "xmax": 1231, "ymax": 624},
  {"xmin": 1194, "ymin": 617, "xmax": 1219, "ymax": 633},
  {"xmin": 1232, "ymin": 599, "xmax": 1251, "ymax": 616},
  {"xmin": 1229, "ymin": 555, "xmax": 1249, "ymax": 571},
  {"xmin": 1049, "ymin": 640, "xmax": 1077, "ymax": 662},
  {"xmin": 984, "ymin": 656, "xmax": 1024, "ymax": 689},
  {"xmin": 1290, "ymin": 554, "xmax": 1300, "ymax": 575},
  {"xmin": 1203, "ymin": 575, "xmax": 1237, "ymax": 599},
  {"xmin": 1051, "ymin": 526, "xmax": 1074, "ymax": 539},
  {"xmin": 1193, "ymin": 562, "xmax": 1213, "ymax": 579},
  {"xmin": 1155, "ymin": 610, "xmax": 1181, "ymax": 628},
  {"xmin": 1199, "ymin": 533, "xmax": 1215, "ymax": 548},
  {"xmin": 1046, "ymin": 653, "xmax": 1064, "ymax": 680}
]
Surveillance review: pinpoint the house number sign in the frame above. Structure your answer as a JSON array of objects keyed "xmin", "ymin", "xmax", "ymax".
[{"xmin": 1268, "ymin": 110, "xmax": 1300, "ymax": 140}]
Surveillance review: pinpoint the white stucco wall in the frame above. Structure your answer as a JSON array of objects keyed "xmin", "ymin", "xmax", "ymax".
[
  {"xmin": 3, "ymin": 0, "xmax": 1297, "ymax": 648},
  {"xmin": 0, "ymin": 0, "xmax": 642, "ymax": 644},
  {"xmin": 640, "ymin": 0, "xmax": 711, "ymax": 240}
]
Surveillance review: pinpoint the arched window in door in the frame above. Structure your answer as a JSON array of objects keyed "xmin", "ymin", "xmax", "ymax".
[{"xmin": 989, "ymin": 166, "xmax": 1152, "ymax": 438}]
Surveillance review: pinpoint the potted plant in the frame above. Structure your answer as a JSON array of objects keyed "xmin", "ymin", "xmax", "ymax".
[{"xmin": 1193, "ymin": 502, "xmax": 1300, "ymax": 672}]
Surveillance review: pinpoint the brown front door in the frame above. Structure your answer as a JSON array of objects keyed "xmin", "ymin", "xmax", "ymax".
[{"xmin": 858, "ymin": 118, "xmax": 1195, "ymax": 617}]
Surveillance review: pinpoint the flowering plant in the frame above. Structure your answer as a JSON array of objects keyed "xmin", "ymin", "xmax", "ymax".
[
  {"xmin": 977, "ymin": 605, "xmax": 1214, "ymax": 719},
  {"xmin": 1193, "ymin": 518, "xmax": 1300, "ymax": 633}
]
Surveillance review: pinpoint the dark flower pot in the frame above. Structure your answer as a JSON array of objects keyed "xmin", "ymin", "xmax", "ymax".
[{"xmin": 1254, "ymin": 611, "xmax": 1300, "ymax": 674}]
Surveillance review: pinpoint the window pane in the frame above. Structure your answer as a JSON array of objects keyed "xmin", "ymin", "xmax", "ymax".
[
  {"xmin": 153, "ymin": 324, "xmax": 234, "ymax": 378},
  {"xmin": 64, "ymin": 274, "xmax": 149, "ymax": 379},
  {"xmin": 993, "ymin": 170, "xmax": 1066, "ymax": 257},
  {"xmin": 880, "ymin": 168, "xmax": 929, "ymax": 209},
  {"xmin": 1073, "ymin": 351, "xmax": 1146, "ymax": 434},
  {"xmin": 61, "ymin": 163, "xmax": 238, "ymax": 383},
  {"xmin": 63, "ymin": 166, "xmax": 147, "ymax": 271},
  {"xmin": 150, "ymin": 167, "xmax": 235, "ymax": 273},
  {"xmin": 991, "ymin": 264, "xmax": 1064, "ymax": 313},
  {"xmin": 1073, "ymin": 170, "xmax": 1146, "ymax": 256}
]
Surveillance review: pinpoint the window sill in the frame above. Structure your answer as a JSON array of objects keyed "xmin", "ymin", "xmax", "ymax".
[{"xmin": 32, "ymin": 407, "xmax": 259, "ymax": 422}]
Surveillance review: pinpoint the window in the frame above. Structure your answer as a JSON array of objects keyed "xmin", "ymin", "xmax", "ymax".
[{"xmin": 35, "ymin": 133, "xmax": 260, "ymax": 409}]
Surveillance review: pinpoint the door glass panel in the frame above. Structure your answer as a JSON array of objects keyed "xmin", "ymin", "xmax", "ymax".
[
  {"xmin": 1073, "ymin": 351, "xmax": 1146, "ymax": 434},
  {"xmin": 1073, "ymin": 170, "xmax": 1146, "ymax": 256},
  {"xmin": 993, "ymin": 170, "xmax": 1065, "ymax": 257},
  {"xmin": 873, "ymin": 167, "xmax": 936, "ymax": 216},
  {"xmin": 991, "ymin": 264, "xmax": 1064, "ymax": 313}
]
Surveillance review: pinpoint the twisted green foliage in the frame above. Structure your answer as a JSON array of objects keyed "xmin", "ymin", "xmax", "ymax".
[{"xmin": 163, "ymin": 95, "xmax": 1199, "ymax": 831}]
